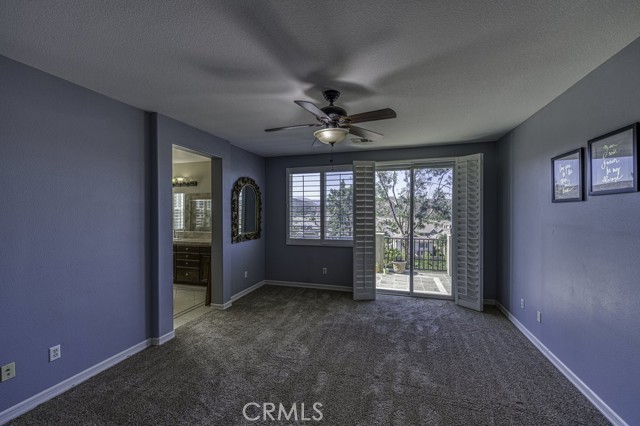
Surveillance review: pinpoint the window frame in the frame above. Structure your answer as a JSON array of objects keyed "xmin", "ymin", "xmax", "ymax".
[
  {"xmin": 173, "ymin": 192, "xmax": 185, "ymax": 231},
  {"xmin": 286, "ymin": 165, "xmax": 354, "ymax": 247}
]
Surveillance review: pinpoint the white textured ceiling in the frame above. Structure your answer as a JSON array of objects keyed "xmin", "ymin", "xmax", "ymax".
[
  {"xmin": 1, "ymin": 1, "xmax": 639, "ymax": 157},
  {"xmin": 172, "ymin": 146, "xmax": 211, "ymax": 164}
]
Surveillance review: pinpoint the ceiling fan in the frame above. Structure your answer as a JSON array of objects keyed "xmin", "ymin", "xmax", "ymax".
[{"xmin": 265, "ymin": 89, "xmax": 397, "ymax": 146}]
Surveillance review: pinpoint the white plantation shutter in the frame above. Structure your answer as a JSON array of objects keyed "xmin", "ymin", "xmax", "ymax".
[
  {"xmin": 194, "ymin": 199, "xmax": 212, "ymax": 230},
  {"xmin": 288, "ymin": 172, "xmax": 322, "ymax": 240},
  {"xmin": 324, "ymin": 170, "xmax": 353, "ymax": 240},
  {"xmin": 173, "ymin": 193, "xmax": 185, "ymax": 230},
  {"xmin": 454, "ymin": 154, "xmax": 483, "ymax": 311},
  {"xmin": 352, "ymin": 161, "xmax": 376, "ymax": 300}
]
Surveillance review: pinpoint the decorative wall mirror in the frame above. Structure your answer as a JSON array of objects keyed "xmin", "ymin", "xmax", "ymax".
[{"xmin": 232, "ymin": 177, "xmax": 262, "ymax": 243}]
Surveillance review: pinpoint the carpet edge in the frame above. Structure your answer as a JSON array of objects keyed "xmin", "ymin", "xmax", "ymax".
[
  {"xmin": 0, "ymin": 339, "xmax": 152, "ymax": 425},
  {"xmin": 230, "ymin": 280, "xmax": 266, "ymax": 302},
  {"xmin": 496, "ymin": 302, "xmax": 628, "ymax": 426},
  {"xmin": 265, "ymin": 280, "xmax": 352, "ymax": 292}
]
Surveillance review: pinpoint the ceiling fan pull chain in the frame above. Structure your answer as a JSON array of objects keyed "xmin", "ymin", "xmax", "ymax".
[{"xmin": 330, "ymin": 142, "xmax": 335, "ymax": 170}]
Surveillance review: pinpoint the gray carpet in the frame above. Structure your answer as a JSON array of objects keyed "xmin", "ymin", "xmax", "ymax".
[{"xmin": 11, "ymin": 286, "xmax": 609, "ymax": 425}]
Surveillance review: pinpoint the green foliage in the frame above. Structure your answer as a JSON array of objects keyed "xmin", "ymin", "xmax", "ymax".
[
  {"xmin": 375, "ymin": 168, "xmax": 452, "ymax": 237},
  {"xmin": 325, "ymin": 179, "xmax": 353, "ymax": 239},
  {"xmin": 385, "ymin": 247, "xmax": 404, "ymax": 263}
]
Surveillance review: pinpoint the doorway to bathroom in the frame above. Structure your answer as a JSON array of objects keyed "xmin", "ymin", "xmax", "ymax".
[{"xmin": 172, "ymin": 146, "xmax": 213, "ymax": 328}]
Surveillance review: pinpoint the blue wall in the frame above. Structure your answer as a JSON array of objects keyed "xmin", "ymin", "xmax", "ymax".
[
  {"xmin": 0, "ymin": 56, "xmax": 265, "ymax": 414},
  {"xmin": 496, "ymin": 38, "xmax": 640, "ymax": 424},
  {"xmin": 5, "ymin": 30, "xmax": 637, "ymax": 422},
  {"xmin": 150, "ymin": 115, "xmax": 266, "ymax": 338},
  {"xmin": 265, "ymin": 143, "xmax": 498, "ymax": 299},
  {"xmin": 0, "ymin": 55, "xmax": 149, "ymax": 411},
  {"xmin": 228, "ymin": 145, "xmax": 266, "ymax": 296},
  {"xmin": 154, "ymin": 119, "xmax": 266, "ymax": 303}
]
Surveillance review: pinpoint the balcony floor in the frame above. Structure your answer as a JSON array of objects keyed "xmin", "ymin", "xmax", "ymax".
[{"xmin": 376, "ymin": 270, "xmax": 452, "ymax": 296}]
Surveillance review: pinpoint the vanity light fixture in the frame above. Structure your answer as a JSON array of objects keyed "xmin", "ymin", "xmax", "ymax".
[{"xmin": 172, "ymin": 177, "xmax": 198, "ymax": 187}]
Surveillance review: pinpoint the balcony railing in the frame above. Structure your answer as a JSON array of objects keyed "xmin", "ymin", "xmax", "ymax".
[{"xmin": 383, "ymin": 236, "xmax": 448, "ymax": 272}]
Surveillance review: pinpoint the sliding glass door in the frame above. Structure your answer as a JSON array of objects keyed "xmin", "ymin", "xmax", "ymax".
[
  {"xmin": 375, "ymin": 164, "xmax": 453, "ymax": 298},
  {"xmin": 411, "ymin": 166, "xmax": 453, "ymax": 296}
]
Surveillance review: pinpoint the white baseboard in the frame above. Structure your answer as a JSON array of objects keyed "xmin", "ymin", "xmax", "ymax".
[
  {"xmin": 483, "ymin": 298, "xmax": 496, "ymax": 305},
  {"xmin": 231, "ymin": 280, "xmax": 265, "ymax": 302},
  {"xmin": 0, "ymin": 339, "xmax": 151, "ymax": 425},
  {"xmin": 211, "ymin": 301, "xmax": 232, "ymax": 310},
  {"xmin": 265, "ymin": 280, "xmax": 353, "ymax": 292},
  {"xmin": 495, "ymin": 302, "xmax": 628, "ymax": 426},
  {"xmin": 150, "ymin": 330, "xmax": 175, "ymax": 346}
]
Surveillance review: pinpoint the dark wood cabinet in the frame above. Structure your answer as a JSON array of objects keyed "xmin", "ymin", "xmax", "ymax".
[{"xmin": 173, "ymin": 244, "xmax": 210, "ymax": 286}]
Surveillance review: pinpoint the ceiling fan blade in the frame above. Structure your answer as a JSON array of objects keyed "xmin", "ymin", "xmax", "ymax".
[
  {"xmin": 349, "ymin": 125, "xmax": 383, "ymax": 140},
  {"xmin": 265, "ymin": 123, "xmax": 320, "ymax": 132},
  {"xmin": 345, "ymin": 108, "xmax": 397, "ymax": 124},
  {"xmin": 294, "ymin": 100, "xmax": 330, "ymax": 121}
]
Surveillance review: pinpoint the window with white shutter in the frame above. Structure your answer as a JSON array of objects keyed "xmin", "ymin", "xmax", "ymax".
[
  {"xmin": 287, "ymin": 166, "xmax": 353, "ymax": 246},
  {"xmin": 324, "ymin": 170, "xmax": 353, "ymax": 241},
  {"xmin": 194, "ymin": 199, "xmax": 212, "ymax": 231},
  {"xmin": 173, "ymin": 193, "xmax": 185, "ymax": 231},
  {"xmin": 289, "ymin": 171, "xmax": 321, "ymax": 240}
]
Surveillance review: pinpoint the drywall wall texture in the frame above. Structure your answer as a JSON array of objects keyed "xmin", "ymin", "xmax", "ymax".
[
  {"xmin": 0, "ymin": 56, "xmax": 267, "ymax": 415},
  {"xmin": 265, "ymin": 142, "xmax": 498, "ymax": 299},
  {"xmin": 228, "ymin": 145, "xmax": 266, "ymax": 296},
  {"xmin": 152, "ymin": 114, "xmax": 266, "ymax": 336},
  {"xmin": 0, "ymin": 55, "xmax": 149, "ymax": 412},
  {"xmin": 497, "ymin": 37, "xmax": 640, "ymax": 424}
]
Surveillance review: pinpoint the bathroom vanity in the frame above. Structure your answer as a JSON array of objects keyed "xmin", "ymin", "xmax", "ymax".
[{"xmin": 173, "ymin": 241, "xmax": 211, "ymax": 286}]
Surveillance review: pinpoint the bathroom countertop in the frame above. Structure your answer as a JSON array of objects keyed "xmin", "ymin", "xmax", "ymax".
[{"xmin": 172, "ymin": 239, "xmax": 211, "ymax": 246}]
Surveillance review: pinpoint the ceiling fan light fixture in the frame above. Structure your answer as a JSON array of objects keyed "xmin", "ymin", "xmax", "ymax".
[{"xmin": 313, "ymin": 127, "xmax": 349, "ymax": 144}]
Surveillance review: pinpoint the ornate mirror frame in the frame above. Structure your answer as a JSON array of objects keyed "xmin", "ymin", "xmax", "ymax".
[{"xmin": 231, "ymin": 177, "xmax": 262, "ymax": 243}]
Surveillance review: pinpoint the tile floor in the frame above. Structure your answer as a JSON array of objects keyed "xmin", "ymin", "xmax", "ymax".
[
  {"xmin": 376, "ymin": 271, "xmax": 452, "ymax": 296},
  {"xmin": 173, "ymin": 284, "xmax": 211, "ymax": 329}
]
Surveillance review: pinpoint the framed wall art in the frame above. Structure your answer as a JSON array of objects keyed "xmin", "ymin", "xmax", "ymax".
[
  {"xmin": 588, "ymin": 123, "xmax": 638, "ymax": 195},
  {"xmin": 552, "ymin": 148, "xmax": 583, "ymax": 202}
]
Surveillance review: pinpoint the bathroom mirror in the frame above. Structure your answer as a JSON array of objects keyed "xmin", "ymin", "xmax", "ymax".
[
  {"xmin": 232, "ymin": 177, "xmax": 262, "ymax": 243},
  {"xmin": 173, "ymin": 192, "xmax": 212, "ymax": 232}
]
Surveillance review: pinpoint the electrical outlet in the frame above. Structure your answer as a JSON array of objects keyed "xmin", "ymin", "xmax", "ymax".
[
  {"xmin": 1, "ymin": 362, "xmax": 16, "ymax": 382},
  {"xmin": 49, "ymin": 345, "xmax": 61, "ymax": 362},
  {"xmin": 520, "ymin": 298, "xmax": 525, "ymax": 309},
  {"xmin": 244, "ymin": 271, "xmax": 248, "ymax": 278},
  {"xmin": 536, "ymin": 311, "xmax": 542, "ymax": 323},
  {"xmin": 322, "ymin": 267, "xmax": 327, "ymax": 274}
]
